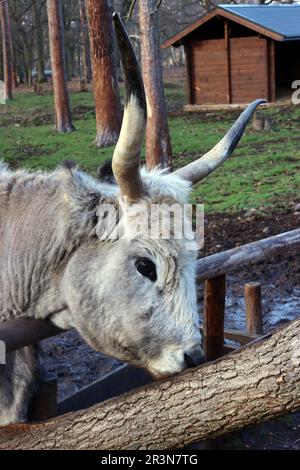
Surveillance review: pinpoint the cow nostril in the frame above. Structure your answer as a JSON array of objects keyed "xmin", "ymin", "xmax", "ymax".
[{"xmin": 184, "ymin": 351, "xmax": 205, "ymax": 368}]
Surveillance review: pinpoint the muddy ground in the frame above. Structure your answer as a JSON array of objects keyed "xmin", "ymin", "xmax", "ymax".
[{"xmin": 41, "ymin": 207, "xmax": 300, "ymax": 449}]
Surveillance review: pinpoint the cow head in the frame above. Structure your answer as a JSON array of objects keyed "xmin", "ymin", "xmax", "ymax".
[{"xmin": 53, "ymin": 14, "xmax": 264, "ymax": 378}]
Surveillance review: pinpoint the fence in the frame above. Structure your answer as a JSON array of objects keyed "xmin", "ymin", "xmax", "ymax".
[{"xmin": 0, "ymin": 227, "xmax": 300, "ymax": 421}]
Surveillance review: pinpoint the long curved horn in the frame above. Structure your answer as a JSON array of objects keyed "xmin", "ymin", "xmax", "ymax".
[
  {"xmin": 174, "ymin": 99, "xmax": 266, "ymax": 184},
  {"xmin": 112, "ymin": 13, "xmax": 146, "ymax": 202}
]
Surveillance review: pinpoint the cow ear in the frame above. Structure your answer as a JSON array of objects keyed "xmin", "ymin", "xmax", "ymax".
[
  {"xmin": 57, "ymin": 164, "xmax": 120, "ymax": 240},
  {"xmin": 58, "ymin": 159, "xmax": 78, "ymax": 175},
  {"xmin": 97, "ymin": 159, "xmax": 116, "ymax": 185}
]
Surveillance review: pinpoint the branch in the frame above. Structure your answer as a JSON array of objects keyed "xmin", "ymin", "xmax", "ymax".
[
  {"xmin": 125, "ymin": 0, "xmax": 137, "ymax": 23},
  {"xmin": 151, "ymin": 0, "xmax": 163, "ymax": 15},
  {"xmin": 0, "ymin": 318, "xmax": 300, "ymax": 449},
  {"xmin": 155, "ymin": 0, "xmax": 163, "ymax": 11}
]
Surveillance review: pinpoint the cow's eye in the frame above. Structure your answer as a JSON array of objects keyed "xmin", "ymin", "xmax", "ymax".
[{"xmin": 135, "ymin": 257, "xmax": 157, "ymax": 282}]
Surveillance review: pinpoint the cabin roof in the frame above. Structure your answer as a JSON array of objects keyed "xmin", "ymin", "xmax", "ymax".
[{"xmin": 161, "ymin": 4, "xmax": 300, "ymax": 48}]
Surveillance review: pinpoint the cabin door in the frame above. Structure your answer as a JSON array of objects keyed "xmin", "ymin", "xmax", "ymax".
[
  {"xmin": 229, "ymin": 36, "xmax": 268, "ymax": 103},
  {"xmin": 190, "ymin": 39, "xmax": 228, "ymax": 105}
]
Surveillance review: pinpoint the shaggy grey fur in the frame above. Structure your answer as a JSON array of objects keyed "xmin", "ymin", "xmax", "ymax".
[{"xmin": 0, "ymin": 161, "xmax": 202, "ymax": 425}]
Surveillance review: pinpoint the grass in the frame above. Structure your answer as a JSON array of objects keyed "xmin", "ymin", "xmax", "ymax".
[{"xmin": 1, "ymin": 81, "xmax": 300, "ymax": 214}]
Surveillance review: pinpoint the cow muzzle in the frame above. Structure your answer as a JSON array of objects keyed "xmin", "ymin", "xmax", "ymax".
[{"xmin": 184, "ymin": 345, "xmax": 205, "ymax": 368}]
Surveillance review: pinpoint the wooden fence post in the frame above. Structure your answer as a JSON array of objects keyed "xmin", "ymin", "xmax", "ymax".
[
  {"xmin": 202, "ymin": 274, "xmax": 226, "ymax": 449},
  {"xmin": 244, "ymin": 282, "xmax": 263, "ymax": 335},
  {"xmin": 203, "ymin": 274, "xmax": 226, "ymax": 361},
  {"xmin": 28, "ymin": 375, "xmax": 58, "ymax": 421}
]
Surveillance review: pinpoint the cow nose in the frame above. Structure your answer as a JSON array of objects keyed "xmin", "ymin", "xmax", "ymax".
[{"xmin": 184, "ymin": 347, "xmax": 205, "ymax": 367}]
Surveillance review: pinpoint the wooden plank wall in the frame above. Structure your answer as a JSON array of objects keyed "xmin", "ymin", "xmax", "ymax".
[
  {"xmin": 191, "ymin": 39, "xmax": 228, "ymax": 104},
  {"xmin": 184, "ymin": 44, "xmax": 193, "ymax": 104},
  {"xmin": 268, "ymin": 39, "xmax": 276, "ymax": 102},
  {"xmin": 190, "ymin": 35, "xmax": 271, "ymax": 104},
  {"xmin": 229, "ymin": 36, "xmax": 268, "ymax": 103}
]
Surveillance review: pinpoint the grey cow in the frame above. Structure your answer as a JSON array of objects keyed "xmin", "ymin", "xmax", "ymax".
[{"xmin": 0, "ymin": 14, "xmax": 264, "ymax": 425}]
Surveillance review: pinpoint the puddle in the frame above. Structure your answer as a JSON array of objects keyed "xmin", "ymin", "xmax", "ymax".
[{"xmin": 199, "ymin": 286, "xmax": 300, "ymax": 333}]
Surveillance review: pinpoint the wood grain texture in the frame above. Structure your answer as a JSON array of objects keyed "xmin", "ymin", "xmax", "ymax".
[
  {"xmin": 191, "ymin": 39, "xmax": 228, "ymax": 104},
  {"xmin": 161, "ymin": 7, "xmax": 283, "ymax": 49},
  {"xmin": 85, "ymin": 0, "xmax": 121, "ymax": 147},
  {"xmin": 184, "ymin": 44, "xmax": 193, "ymax": 105},
  {"xmin": 229, "ymin": 36, "xmax": 268, "ymax": 103},
  {"xmin": 0, "ymin": 0, "xmax": 13, "ymax": 100},
  {"xmin": 268, "ymin": 39, "xmax": 276, "ymax": 102},
  {"xmin": 203, "ymin": 275, "xmax": 225, "ymax": 361},
  {"xmin": 47, "ymin": 0, "xmax": 74, "ymax": 132},
  {"xmin": 245, "ymin": 282, "xmax": 263, "ymax": 335},
  {"xmin": 196, "ymin": 229, "xmax": 300, "ymax": 282},
  {"xmin": 139, "ymin": 0, "xmax": 172, "ymax": 169},
  {"xmin": 1, "ymin": 318, "xmax": 299, "ymax": 449},
  {"xmin": 189, "ymin": 35, "xmax": 269, "ymax": 104}
]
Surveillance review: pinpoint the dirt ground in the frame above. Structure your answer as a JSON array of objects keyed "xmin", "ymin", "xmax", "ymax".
[
  {"xmin": 198, "ymin": 207, "xmax": 300, "ymax": 450},
  {"xmin": 41, "ymin": 205, "xmax": 300, "ymax": 450}
]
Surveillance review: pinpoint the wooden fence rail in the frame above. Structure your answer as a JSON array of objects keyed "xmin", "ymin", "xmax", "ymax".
[
  {"xmin": 196, "ymin": 227, "xmax": 300, "ymax": 282},
  {"xmin": 1, "ymin": 228, "xmax": 299, "ymax": 354},
  {"xmin": 0, "ymin": 318, "xmax": 63, "ymax": 354}
]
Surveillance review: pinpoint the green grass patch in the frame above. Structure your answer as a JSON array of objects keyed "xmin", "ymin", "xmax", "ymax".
[
  {"xmin": 0, "ymin": 86, "xmax": 299, "ymax": 214},
  {"xmin": 0, "ymin": 115, "xmax": 113, "ymax": 172}
]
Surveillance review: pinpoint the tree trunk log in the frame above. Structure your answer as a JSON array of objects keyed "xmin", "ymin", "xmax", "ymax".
[
  {"xmin": 47, "ymin": 0, "xmax": 75, "ymax": 133},
  {"xmin": 0, "ymin": 0, "xmax": 13, "ymax": 101},
  {"xmin": 1, "ymin": 318, "xmax": 299, "ymax": 450},
  {"xmin": 85, "ymin": 0, "xmax": 121, "ymax": 148},
  {"xmin": 138, "ymin": 0, "xmax": 172, "ymax": 169}
]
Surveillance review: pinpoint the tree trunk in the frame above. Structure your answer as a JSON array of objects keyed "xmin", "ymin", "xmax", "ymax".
[
  {"xmin": 0, "ymin": 41, "xmax": 3, "ymax": 80},
  {"xmin": 79, "ymin": 0, "xmax": 92, "ymax": 84},
  {"xmin": 19, "ymin": 31, "xmax": 33, "ymax": 87},
  {"xmin": 138, "ymin": 0, "xmax": 172, "ymax": 169},
  {"xmin": 0, "ymin": 0, "xmax": 13, "ymax": 101},
  {"xmin": 18, "ymin": 47, "xmax": 26, "ymax": 84},
  {"xmin": 32, "ymin": 0, "xmax": 46, "ymax": 84},
  {"xmin": 5, "ymin": 1, "xmax": 17, "ymax": 88},
  {"xmin": 85, "ymin": 0, "xmax": 121, "ymax": 148},
  {"xmin": 120, "ymin": 0, "xmax": 135, "ymax": 20},
  {"xmin": 1, "ymin": 318, "xmax": 300, "ymax": 450},
  {"xmin": 65, "ymin": 45, "xmax": 76, "ymax": 80},
  {"xmin": 47, "ymin": 0, "xmax": 75, "ymax": 133}
]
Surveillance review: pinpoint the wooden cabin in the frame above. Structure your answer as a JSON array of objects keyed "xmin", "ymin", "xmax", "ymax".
[{"xmin": 162, "ymin": 5, "xmax": 300, "ymax": 105}]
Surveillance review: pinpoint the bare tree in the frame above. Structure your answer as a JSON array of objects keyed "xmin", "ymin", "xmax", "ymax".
[
  {"xmin": 47, "ymin": 0, "xmax": 75, "ymax": 133},
  {"xmin": 79, "ymin": 0, "xmax": 92, "ymax": 85},
  {"xmin": 86, "ymin": 0, "xmax": 121, "ymax": 147},
  {"xmin": 0, "ymin": 41, "xmax": 3, "ymax": 80},
  {"xmin": 4, "ymin": 0, "xmax": 18, "ymax": 88},
  {"xmin": 32, "ymin": 0, "xmax": 46, "ymax": 83},
  {"xmin": 138, "ymin": 0, "xmax": 172, "ymax": 169},
  {"xmin": 10, "ymin": 1, "xmax": 34, "ymax": 86},
  {"xmin": 0, "ymin": 0, "xmax": 13, "ymax": 101}
]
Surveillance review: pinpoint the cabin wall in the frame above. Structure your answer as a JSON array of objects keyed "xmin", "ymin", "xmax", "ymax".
[
  {"xmin": 229, "ymin": 36, "xmax": 268, "ymax": 103},
  {"xmin": 187, "ymin": 27, "xmax": 274, "ymax": 104},
  {"xmin": 190, "ymin": 39, "xmax": 228, "ymax": 104}
]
